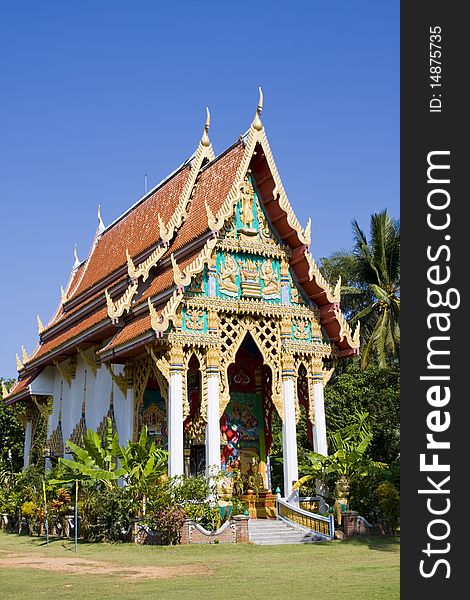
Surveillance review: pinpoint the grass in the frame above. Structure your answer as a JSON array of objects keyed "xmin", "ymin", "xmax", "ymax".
[{"xmin": 0, "ymin": 530, "xmax": 399, "ymax": 600}]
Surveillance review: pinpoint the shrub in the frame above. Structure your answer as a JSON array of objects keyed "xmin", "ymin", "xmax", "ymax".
[
  {"xmin": 183, "ymin": 502, "xmax": 220, "ymax": 531},
  {"xmin": 20, "ymin": 501, "xmax": 36, "ymax": 519},
  {"xmin": 376, "ymin": 481, "xmax": 400, "ymax": 533},
  {"xmin": 149, "ymin": 507, "xmax": 186, "ymax": 545},
  {"xmin": 78, "ymin": 485, "xmax": 135, "ymax": 542}
]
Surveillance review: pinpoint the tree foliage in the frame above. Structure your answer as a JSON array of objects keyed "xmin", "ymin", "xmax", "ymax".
[
  {"xmin": 0, "ymin": 378, "xmax": 24, "ymax": 471},
  {"xmin": 324, "ymin": 361, "xmax": 400, "ymax": 464},
  {"xmin": 321, "ymin": 210, "xmax": 400, "ymax": 368}
]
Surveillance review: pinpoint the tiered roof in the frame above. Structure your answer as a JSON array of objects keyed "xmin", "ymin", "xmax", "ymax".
[{"xmin": 5, "ymin": 93, "xmax": 359, "ymax": 404}]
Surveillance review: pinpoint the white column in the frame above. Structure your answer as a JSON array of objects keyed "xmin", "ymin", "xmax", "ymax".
[
  {"xmin": 23, "ymin": 418, "xmax": 33, "ymax": 469},
  {"xmin": 281, "ymin": 357, "xmax": 299, "ymax": 497},
  {"xmin": 206, "ymin": 374, "xmax": 221, "ymax": 480},
  {"xmin": 312, "ymin": 378, "xmax": 328, "ymax": 510},
  {"xmin": 168, "ymin": 346, "xmax": 184, "ymax": 477},
  {"xmin": 312, "ymin": 381, "xmax": 328, "ymax": 456}
]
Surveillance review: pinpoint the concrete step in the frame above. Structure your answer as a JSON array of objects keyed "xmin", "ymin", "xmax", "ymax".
[{"xmin": 248, "ymin": 518, "xmax": 324, "ymax": 545}]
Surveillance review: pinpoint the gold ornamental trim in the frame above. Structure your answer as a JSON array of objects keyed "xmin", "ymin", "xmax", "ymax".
[
  {"xmin": 304, "ymin": 249, "xmax": 341, "ymax": 304},
  {"xmin": 104, "ymin": 363, "xmax": 128, "ymax": 397},
  {"xmin": 126, "ymin": 245, "xmax": 167, "ymax": 282},
  {"xmin": 203, "ymin": 101, "xmax": 311, "ymax": 247},
  {"xmin": 171, "ymin": 237, "xmax": 218, "ymax": 287},
  {"xmin": 105, "ymin": 279, "xmax": 139, "ymax": 320},
  {"xmin": 333, "ymin": 308, "xmax": 361, "ymax": 349},
  {"xmin": 159, "ymin": 119, "xmax": 215, "ymax": 243},
  {"xmin": 148, "ymin": 289, "xmax": 184, "ymax": 334},
  {"xmin": 184, "ymin": 296, "xmax": 321, "ymax": 321}
]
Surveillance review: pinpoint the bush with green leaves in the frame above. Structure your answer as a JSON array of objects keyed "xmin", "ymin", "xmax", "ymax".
[
  {"xmin": 376, "ymin": 481, "xmax": 400, "ymax": 533},
  {"xmin": 77, "ymin": 484, "xmax": 135, "ymax": 542},
  {"xmin": 183, "ymin": 502, "xmax": 221, "ymax": 531}
]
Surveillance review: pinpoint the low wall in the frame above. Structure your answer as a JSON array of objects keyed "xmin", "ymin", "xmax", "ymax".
[
  {"xmin": 180, "ymin": 515, "xmax": 250, "ymax": 544},
  {"xmin": 342, "ymin": 511, "xmax": 383, "ymax": 537}
]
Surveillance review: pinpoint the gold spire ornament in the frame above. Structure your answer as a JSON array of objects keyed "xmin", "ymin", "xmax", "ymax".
[
  {"xmin": 16, "ymin": 353, "xmax": 23, "ymax": 370},
  {"xmin": 61, "ymin": 286, "xmax": 67, "ymax": 304},
  {"xmin": 201, "ymin": 106, "xmax": 211, "ymax": 147},
  {"xmin": 21, "ymin": 345, "xmax": 29, "ymax": 363},
  {"xmin": 252, "ymin": 86, "xmax": 264, "ymax": 131},
  {"xmin": 2, "ymin": 381, "xmax": 9, "ymax": 399},
  {"xmin": 37, "ymin": 314, "xmax": 44, "ymax": 334}
]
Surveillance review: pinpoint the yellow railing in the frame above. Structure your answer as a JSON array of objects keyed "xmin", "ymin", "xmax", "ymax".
[{"xmin": 276, "ymin": 498, "xmax": 334, "ymax": 540}]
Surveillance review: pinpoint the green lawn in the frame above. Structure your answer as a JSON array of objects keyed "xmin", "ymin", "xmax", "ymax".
[{"xmin": 0, "ymin": 530, "xmax": 399, "ymax": 600}]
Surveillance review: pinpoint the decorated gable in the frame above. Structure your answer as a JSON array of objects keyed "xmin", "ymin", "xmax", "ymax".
[{"xmin": 178, "ymin": 175, "xmax": 327, "ymax": 348}]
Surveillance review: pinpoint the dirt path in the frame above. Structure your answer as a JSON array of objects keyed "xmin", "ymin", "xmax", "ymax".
[{"xmin": 0, "ymin": 549, "xmax": 209, "ymax": 580}]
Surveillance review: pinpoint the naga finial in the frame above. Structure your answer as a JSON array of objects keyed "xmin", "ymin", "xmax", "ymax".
[
  {"xmin": 1, "ymin": 381, "xmax": 8, "ymax": 399},
  {"xmin": 21, "ymin": 345, "xmax": 29, "ymax": 363},
  {"xmin": 73, "ymin": 243, "xmax": 80, "ymax": 269},
  {"xmin": 16, "ymin": 353, "xmax": 23, "ymax": 371},
  {"xmin": 201, "ymin": 106, "xmax": 211, "ymax": 147},
  {"xmin": 97, "ymin": 204, "xmax": 105, "ymax": 233},
  {"xmin": 252, "ymin": 86, "xmax": 264, "ymax": 131},
  {"xmin": 37, "ymin": 314, "xmax": 44, "ymax": 334}
]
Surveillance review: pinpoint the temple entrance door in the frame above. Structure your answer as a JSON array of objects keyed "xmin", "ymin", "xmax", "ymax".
[
  {"xmin": 220, "ymin": 334, "xmax": 273, "ymax": 494},
  {"xmin": 140, "ymin": 377, "xmax": 167, "ymax": 449},
  {"xmin": 189, "ymin": 445, "xmax": 206, "ymax": 477},
  {"xmin": 183, "ymin": 355, "xmax": 206, "ymax": 477}
]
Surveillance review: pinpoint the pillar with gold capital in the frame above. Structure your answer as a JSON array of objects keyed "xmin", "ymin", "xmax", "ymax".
[
  {"xmin": 205, "ymin": 346, "xmax": 221, "ymax": 481},
  {"xmin": 311, "ymin": 359, "xmax": 328, "ymax": 457},
  {"xmin": 23, "ymin": 407, "xmax": 33, "ymax": 469},
  {"xmin": 168, "ymin": 344, "xmax": 185, "ymax": 477},
  {"xmin": 281, "ymin": 354, "xmax": 299, "ymax": 497}
]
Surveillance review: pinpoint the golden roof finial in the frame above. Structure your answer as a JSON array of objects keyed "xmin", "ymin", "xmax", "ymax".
[
  {"xmin": 252, "ymin": 86, "xmax": 264, "ymax": 131},
  {"xmin": 61, "ymin": 286, "xmax": 67, "ymax": 304},
  {"xmin": 16, "ymin": 354, "xmax": 23, "ymax": 371},
  {"xmin": 21, "ymin": 345, "xmax": 29, "ymax": 363},
  {"xmin": 1, "ymin": 381, "xmax": 9, "ymax": 399},
  {"xmin": 37, "ymin": 314, "xmax": 44, "ymax": 335},
  {"xmin": 201, "ymin": 106, "xmax": 211, "ymax": 147}
]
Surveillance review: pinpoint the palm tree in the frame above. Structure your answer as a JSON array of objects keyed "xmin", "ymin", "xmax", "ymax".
[{"xmin": 323, "ymin": 210, "xmax": 400, "ymax": 368}]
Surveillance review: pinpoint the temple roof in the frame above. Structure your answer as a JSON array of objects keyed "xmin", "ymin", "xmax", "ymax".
[{"xmin": 5, "ymin": 98, "xmax": 359, "ymax": 404}]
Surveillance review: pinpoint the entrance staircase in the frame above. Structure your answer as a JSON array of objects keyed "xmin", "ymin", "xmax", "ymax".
[{"xmin": 248, "ymin": 518, "xmax": 323, "ymax": 545}]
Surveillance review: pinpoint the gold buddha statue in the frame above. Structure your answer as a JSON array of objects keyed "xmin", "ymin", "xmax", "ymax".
[
  {"xmin": 261, "ymin": 260, "xmax": 280, "ymax": 299},
  {"xmin": 218, "ymin": 255, "xmax": 239, "ymax": 297}
]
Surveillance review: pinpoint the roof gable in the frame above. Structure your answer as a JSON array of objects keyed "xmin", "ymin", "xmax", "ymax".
[{"xmin": 8, "ymin": 97, "xmax": 360, "ymax": 401}]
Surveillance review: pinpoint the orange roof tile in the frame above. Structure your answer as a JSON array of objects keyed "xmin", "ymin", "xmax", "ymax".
[
  {"xmin": 72, "ymin": 165, "xmax": 191, "ymax": 298},
  {"xmin": 28, "ymin": 305, "xmax": 109, "ymax": 363},
  {"xmin": 100, "ymin": 312, "xmax": 154, "ymax": 354},
  {"xmin": 167, "ymin": 142, "xmax": 245, "ymax": 254},
  {"xmin": 4, "ymin": 374, "xmax": 34, "ymax": 402}
]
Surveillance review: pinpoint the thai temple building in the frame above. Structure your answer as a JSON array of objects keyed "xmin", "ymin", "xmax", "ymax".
[{"xmin": 4, "ymin": 91, "xmax": 359, "ymax": 497}]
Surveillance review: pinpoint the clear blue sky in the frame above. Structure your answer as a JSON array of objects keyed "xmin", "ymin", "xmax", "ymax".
[{"xmin": 0, "ymin": 1, "xmax": 399, "ymax": 379}]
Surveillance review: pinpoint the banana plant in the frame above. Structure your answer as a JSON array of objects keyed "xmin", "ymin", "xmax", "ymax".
[
  {"xmin": 49, "ymin": 418, "xmax": 125, "ymax": 489},
  {"xmin": 117, "ymin": 426, "xmax": 168, "ymax": 491},
  {"xmin": 295, "ymin": 411, "xmax": 387, "ymax": 491}
]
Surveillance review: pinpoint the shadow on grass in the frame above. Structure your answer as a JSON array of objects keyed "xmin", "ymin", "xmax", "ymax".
[{"xmin": 343, "ymin": 534, "xmax": 400, "ymax": 552}]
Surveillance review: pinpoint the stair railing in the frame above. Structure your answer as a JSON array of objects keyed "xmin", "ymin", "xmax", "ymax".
[{"xmin": 276, "ymin": 496, "xmax": 335, "ymax": 541}]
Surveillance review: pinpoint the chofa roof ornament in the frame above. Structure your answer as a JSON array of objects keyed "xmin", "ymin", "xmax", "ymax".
[
  {"xmin": 201, "ymin": 106, "xmax": 211, "ymax": 147},
  {"xmin": 252, "ymin": 86, "xmax": 263, "ymax": 131},
  {"xmin": 97, "ymin": 204, "xmax": 106, "ymax": 235}
]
